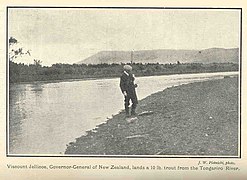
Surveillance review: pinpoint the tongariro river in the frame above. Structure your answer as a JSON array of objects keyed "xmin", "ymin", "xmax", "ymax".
[{"xmin": 9, "ymin": 71, "xmax": 238, "ymax": 155}]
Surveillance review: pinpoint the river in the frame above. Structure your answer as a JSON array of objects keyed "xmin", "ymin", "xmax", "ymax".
[{"xmin": 9, "ymin": 71, "xmax": 238, "ymax": 155}]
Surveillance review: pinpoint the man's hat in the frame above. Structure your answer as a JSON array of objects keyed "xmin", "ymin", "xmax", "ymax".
[{"xmin": 123, "ymin": 65, "xmax": 132, "ymax": 71}]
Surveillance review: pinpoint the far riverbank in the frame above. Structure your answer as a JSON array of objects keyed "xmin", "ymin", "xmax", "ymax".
[{"xmin": 10, "ymin": 61, "xmax": 238, "ymax": 83}]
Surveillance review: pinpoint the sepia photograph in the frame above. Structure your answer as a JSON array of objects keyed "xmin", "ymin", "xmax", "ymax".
[{"xmin": 7, "ymin": 7, "xmax": 240, "ymax": 157}]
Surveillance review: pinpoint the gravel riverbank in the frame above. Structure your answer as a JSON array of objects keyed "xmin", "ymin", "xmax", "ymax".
[{"xmin": 65, "ymin": 76, "xmax": 239, "ymax": 156}]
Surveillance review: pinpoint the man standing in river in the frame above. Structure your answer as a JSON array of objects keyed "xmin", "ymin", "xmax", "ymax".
[{"xmin": 120, "ymin": 65, "xmax": 138, "ymax": 117}]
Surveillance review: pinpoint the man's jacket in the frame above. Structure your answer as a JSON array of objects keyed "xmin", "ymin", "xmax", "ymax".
[{"xmin": 120, "ymin": 71, "xmax": 136, "ymax": 94}]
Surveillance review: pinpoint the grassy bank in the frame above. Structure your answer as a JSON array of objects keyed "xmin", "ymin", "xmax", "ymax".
[{"xmin": 65, "ymin": 77, "xmax": 239, "ymax": 156}]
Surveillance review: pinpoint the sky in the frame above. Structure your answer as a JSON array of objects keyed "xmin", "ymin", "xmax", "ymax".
[{"xmin": 9, "ymin": 8, "xmax": 240, "ymax": 66}]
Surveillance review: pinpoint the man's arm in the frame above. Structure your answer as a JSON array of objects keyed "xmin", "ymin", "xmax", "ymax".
[{"xmin": 120, "ymin": 75, "xmax": 127, "ymax": 94}]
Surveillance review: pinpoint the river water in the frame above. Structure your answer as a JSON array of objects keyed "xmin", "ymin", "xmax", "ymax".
[{"xmin": 9, "ymin": 72, "xmax": 238, "ymax": 155}]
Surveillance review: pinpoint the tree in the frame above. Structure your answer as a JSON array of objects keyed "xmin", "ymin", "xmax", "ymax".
[
  {"xmin": 9, "ymin": 37, "xmax": 31, "ymax": 61},
  {"xmin": 33, "ymin": 59, "xmax": 42, "ymax": 67},
  {"xmin": 9, "ymin": 37, "xmax": 18, "ymax": 45}
]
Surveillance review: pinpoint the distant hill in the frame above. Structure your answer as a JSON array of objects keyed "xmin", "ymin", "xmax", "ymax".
[{"xmin": 76, "ymin": 48, "xmax": 239, "ymax": 64}]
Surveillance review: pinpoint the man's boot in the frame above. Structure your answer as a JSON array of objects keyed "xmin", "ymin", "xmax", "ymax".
[
  {"xmin": 125, "ymin": 107, "xmax": 130, "ymax": 117},
  {"xmin": 131, "ymin": 106, "xmax": 137, "ymax": 116}
]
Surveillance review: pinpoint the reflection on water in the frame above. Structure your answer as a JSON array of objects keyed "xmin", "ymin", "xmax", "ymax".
[{"xmin": 9, "ymin": 72, "xmax": 238, "ymax": 155}]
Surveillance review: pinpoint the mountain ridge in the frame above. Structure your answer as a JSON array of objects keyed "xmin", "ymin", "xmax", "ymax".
[{"xmin": 76, "ymin": 48, "xmax": 239, "ymax": 64}]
